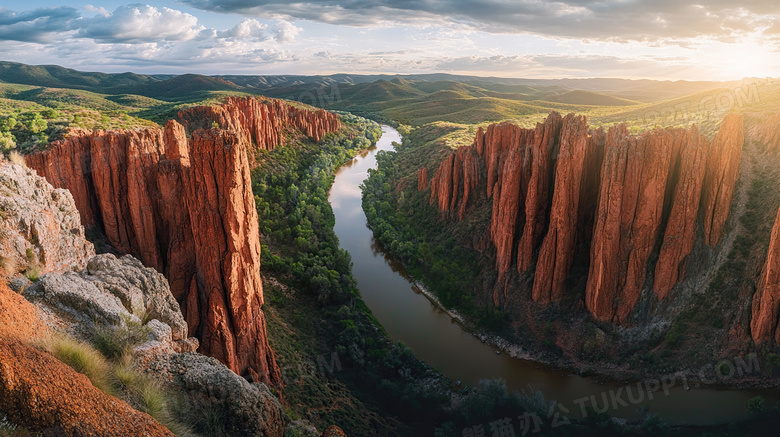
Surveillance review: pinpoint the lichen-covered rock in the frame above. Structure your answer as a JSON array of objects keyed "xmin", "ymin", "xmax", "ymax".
[
  {"xmin": 0, "ymin": 339, "xmax": 174, "ymax": 437},
  {"xmin": 148, "ymin": 352, "xmax": 287, "ymax": 437},
  {"xmin": 0, "ymin": 162, "xmax": 94, "ymax": 277},
  {"xmin": 25, "ymin": 254, "xmax": 187, "ymax": 342}
]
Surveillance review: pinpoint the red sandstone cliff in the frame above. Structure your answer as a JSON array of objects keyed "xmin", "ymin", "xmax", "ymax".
[
  {"xmin": 25, "ymin": 97, "xmax": 340, "ymax": 385},
  {"xmin": 701, "ymin": 113, "xmax": 744, "ymax": 246},
  {"xmin": 585, "ymin": 126, "xmax": 679, "ymax": 323},
  {"xmin": 653, "ymin": 127, "xmax": 709, "ymax": 299},
  {"xmin": 425, "ymin": 113, "xmax": 744, "ymax": 324},
  {"xmin": 751, "ymin": 207, "xmax": 780, "ymax": 346},
  {"xmin": 417, "ymin": 167, "xmax": 427, "ymax": 190},
  {"xmin": 533, "ymin": 115, "xmax": 599, "ymax": 303},
  {"xmin": 177, "ymin": 96, "xmax": 340, "ymax": 153}
]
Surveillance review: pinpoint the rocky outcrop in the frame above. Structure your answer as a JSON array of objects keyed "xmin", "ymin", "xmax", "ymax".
[
  {"xmin": 516, "ymin": 113, "xmax": 561, "ymax": 273},
  {"xmin": 185, "ymin": 128, "xmax": 278, "ymax": 384},
  {"xmin": 0, "ymin": 162, "xmax": 94, "ymax": 277},
  {"xmin": 147, "ymin": 352, "xmax": 287, "ymax": 437},
  {"xmin": 23, "ymin": 96, "xmax": 339, "ymax": 385},
  {"xmin": 533, "ymin": 115, "xmax": 599, "ymax": 302},
  {"xmin": 751, "ymin": 207, "xmax": 780, "ymax": 346},
  {"xmin": 177, "ymin": 96, "xmax": 340, "ymax": 153},
  {"xmin": 653, "ymin": 127, "xmax": 708, "ymax": 299},
  {"xmin": 428, "ymin": 145, "xmax": 482, "ymax": 220},
  {"xmin": 0, "ymin": 339, "xmax": 174, "ymax": 437},
  {"xmin": 427, "ymin": 115, "xmax": 593, "ymax": 295},
  {"xmin": 585, "ymin": 126, "xmax": 679, "ymax": 323},
  {"xmin": 417, "ymin": 167, "xmax": 427, "ymax": 190},
  {"xmin": 26, "ymin": 254, "xmax": 187, "ymax": 342},
  {"xmin": 701, "ymin": 113, "xmax": 744, "ymax": 246},
  {"xmin": 424, "ymin": 113, "xmax": 745, "ymax": 324}
]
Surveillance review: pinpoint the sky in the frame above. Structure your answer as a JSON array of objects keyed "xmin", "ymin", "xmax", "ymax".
[{"xmin": 0, "ymin": 1, "xmax": 778, "ymax": 80}]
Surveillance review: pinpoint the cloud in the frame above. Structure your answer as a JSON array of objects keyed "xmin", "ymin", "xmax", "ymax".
[
  {"xmin": 83, "ymin": 5, "xmax": 110, "ymax": 17},
  {"xmin": 0, "ymin": 6, "xmax": 79, "ymax": 42},
  {"xmin": 180, "ymin": 0, "xmax": 780, "ymax": 42},
  {"xmin": 77, "ymin": 5, "xmax": 204, "ymax": 43},
  {"xmin": 218, "ymin": 18, "xmax": 269, "ymax": 40},
  {"xmin": 0, "ymin": 5, "xmax": 302, "ymax": 46},
  {"xmin": 274, "ymin": 20, "xmax": 300, "ymax": 43}
]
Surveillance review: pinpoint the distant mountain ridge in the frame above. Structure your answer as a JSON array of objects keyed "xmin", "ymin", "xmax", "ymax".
[{"xmin": 1, "ymin": 60, "xmax": 754, "ymax": 103}]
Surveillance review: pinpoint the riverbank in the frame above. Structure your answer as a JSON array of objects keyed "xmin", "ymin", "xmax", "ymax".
[{"xmin": 356, "ymin": 124, "xmax": 779, "ymax": 427}]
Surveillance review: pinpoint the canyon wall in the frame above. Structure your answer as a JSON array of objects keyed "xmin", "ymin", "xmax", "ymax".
[
  {"xmin": 425, "ymin": 112, "xmax": 744, "ymax": 324},
  {"xmin": 752, "ymin": 207, "xmax": 780, "ymax": 346},
  {"xmin": 25, "ymin": 97, "xmax": 341, "ymax": 385},
  {"xmin": 177, "ymin": 96, "xmax": 340, "ymax": 153}
]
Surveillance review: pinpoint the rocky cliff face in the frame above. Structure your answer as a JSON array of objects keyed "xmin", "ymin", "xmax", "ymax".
[
  {"xmin": 701, "ymin": 114, "xmax": 744, "ymax": 246},
  {"xmin": 533, "ymin": 115, "xmax": 601, "ymax": 303},
  {"xmin": 751, "ymin": 207, "xmax": 780, "ymax": 346},
  {"xmin": 585, "ymin": 125, "xmax": 680, "ymax": 323},
  {"xmin": 177, "ymin": 96, "xmax": 340, "ymax": 153},
  {"xmin": 424, "ymin": 113, "xmax": 745, "ymax": 324},
  {"xmin": 0, "ymin": 162, "xmax": 94, "ymax": 277},
  {"xmin": 24, "ymin": 97, "xmax": 339, "ymax": 385},
  {"xmin": 652, "ymin": 127, "xmax": 708, "ymax": 299}
]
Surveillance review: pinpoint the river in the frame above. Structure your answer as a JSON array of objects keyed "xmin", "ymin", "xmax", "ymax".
[{"xmin": 328, "ymin": 124, "xmax": 771, "ymax": 425}]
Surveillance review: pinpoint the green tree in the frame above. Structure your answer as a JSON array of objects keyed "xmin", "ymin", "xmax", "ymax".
[
  {"xmin": 0, "ymin": 131, "xmax": 16, "ymax": 154},
  {"xmin": 26, "ymin": 113, "xmax": 48, "ymax": 134}
]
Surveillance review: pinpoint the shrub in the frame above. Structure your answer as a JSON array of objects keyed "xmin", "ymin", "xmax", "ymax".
[
  {"xmin": 22, "ymin": 248, "xmax": 41, "ymax": 283},
  {"xmin": 110, "ymin": 357, "xmax": 195, "ymax": 436},
  {"xmin": 665, "ymin": 322, "xmax": 685, "ymax": 347},
  {"xmin": 7, "ymin": 151, "xmax": 25, "ymax": 167},
  {"xmin": 0, "ymin": 255, "xmax": 18, "ymax": 277},
  {"xmin": 747, "ymin": 396, "xmax": 766, "ymax": 414},
  {"xmin": 765, "ymin": 353, "xmax": 780, "ymax": 376},
  {"xmin": 91, "ymin": 315, "xmax": 150, "ymax": 360}
]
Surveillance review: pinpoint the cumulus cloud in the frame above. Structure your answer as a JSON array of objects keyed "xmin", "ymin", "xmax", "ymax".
[
  {"xmin": 274, "ymin": 20, "xmax": 300, "ymax": 43},
  {"xmin": 77, "ymin": 5, "xmax": 205, "ymax": 43},
  {"xmin": 180, "ymin": 0, "xmax": 780, "ymax": 42},
  {"xmin": 83, "ymin": 5, "xmax": 110, "ymax": 17},
  {"xmin": 218, "ymin": 18, "xmax": 269, "ymax": 40},
  {"xmin": 0, "ymin": 6, "xmax": 79, "ymax": 42},
  {"xmin": 0, "ymin": 5, "xmax": 303, "ymax": 45}
]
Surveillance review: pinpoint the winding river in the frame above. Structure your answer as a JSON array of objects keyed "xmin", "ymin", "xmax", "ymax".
[{"xmin": 328, "ymin": 125, "xmax": 773, "ymax": 425}]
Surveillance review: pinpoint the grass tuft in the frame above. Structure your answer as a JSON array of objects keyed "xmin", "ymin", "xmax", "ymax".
[
  {"xmin": 91, "ymin": 315, "xmax": 149, "ymax": 360},
  {"xmin": 7, "ymin": 152, "xmax": 25, "ymax": 167},
  {"xmin": 36, "ymin": 335, "xmax": 112, "ymax": 394}
]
